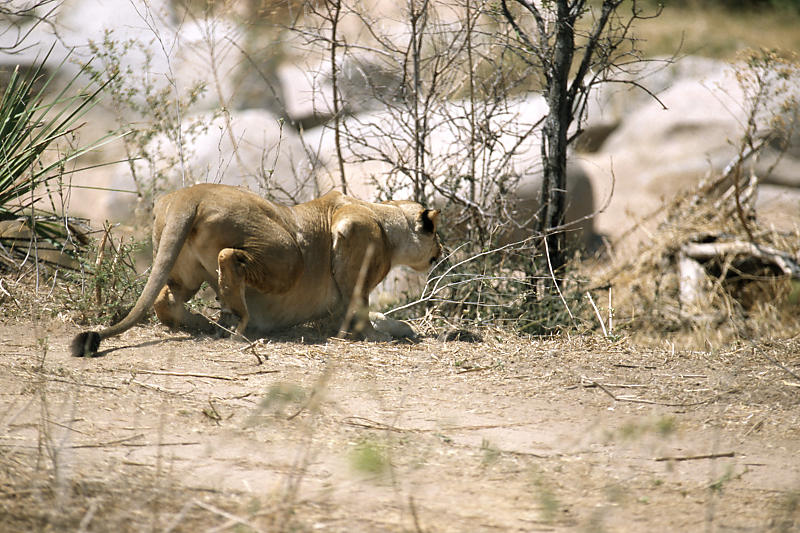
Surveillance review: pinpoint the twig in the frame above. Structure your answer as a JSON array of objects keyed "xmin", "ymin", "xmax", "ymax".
[
  {"xmin": 287, "ymin": 366, "xmax": 331, "ymax": 420},
  {"xmin": 163, "ymin": 500, "xmax": 196, "ymax": 533},
  {"xmin": 70, "ymin": 433, "xmax": 144, "ymax": 448},
  {"xmin": 456, "ymin": 364, "xmax": 495, "ymax": 374},
  {"xmin": 136, "ymin": 370, "xmax": 238, "ymax": 381},
  {"xmin": 342, "ymin": 417, "xmax": 533, "ymax": 433},
  {"xmin": 196, "ymin": 499, "xmax": 266, "ymax": 533},
  {"xmin": 239, "ymin": 338, "xmax": 267, "ymax": 365},
  {"xmin": 742, "ymin": 418, "xmax": 764, "ymax": 437},
  {"xmin": 77, "ymin": 500, "xmax": 98, "ymax": 533},
  {"xmin": 42, "ymin": 375, "xmax": 120, "ymax": 390},
  {"xmin": 115, "ymin": 441, "xmax": 201, "ymax": 448},
  {"xmin": 338, "ymin": 243, "xmax": 375, "ymax": 338},
  {"xmin": 385, "ymin": 239, "xmax": 532, "ymax": 316},
  {"xmin": 93, "ymin": 222, "xmax": 111, "ymax": 306},
  {"xmin": 286, "ymin": 394, "xmax": 312, "ymax": 421},
  {"xmin": 0, "ymin": 279, "xmax": 20, "ymax": 308},
  {"xmin": 655, "ymin": 452, "xmax": 735, "ymax": 462},
  {"xmin": 581, "ymin": 379, "xmax": 647, "ymax": 389},
  {"xmin": 757, "ymin": 348, "xmax": 800, "ymax": 384},
  {"xmin": 442, "ymin": 422, "xmax": 533, "ymax": 431},
  {"xmin": 236, "ymin": 370, "xmax": 280, "ymax": 376},
  {"xmin": 46, "ymin": 418, "xmax": 89, "ymax": 435},
  {"xmin": 409, "ymin": 495, "xmax": 425, "ymax": 533},
  {"xmin": 342, "ymin": 416, "xmax": 418, "ymax": 433},
  {"xmin": 586, "ymin": 291, "xmax": 608, "ymax": 337},
  {"xmin": 612, "ymin": 395, "xmax": 715, "ymax": 407},
  {"xmin": 586, "ymin": 379, "xmax": 721, "ymax": 407},
  {"xmin": 613, "ymin": 363, "xmax": 658, "ymax": 370},
  {"xmin": 589, "ymin": 379, "xmax": 618, "ymax": 401},
  {"xmin": 543, "ymin": 235, "xmax": 575, "ymax": 324},
  {"xmin": 0, "ymin": 440, "xmax": 203, "ymax": 449},
  {"xmin": 131, "ymin": 379, "xmax": 193, "ymax": 396},
  {"xmin": 203, "ymin": 399, "xmax": 222, "ymax": 423},
  {"xmin": 227, "ymin": 392, "xmax": 255, "ymax": 400}
]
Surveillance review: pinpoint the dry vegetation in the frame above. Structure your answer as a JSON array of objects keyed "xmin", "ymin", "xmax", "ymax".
[
  {"xmin": 1, "ymin": 318, "xmax": 799, "ymax": 532},
  {"xmin": 633, "ymin": 3, "xmax": 800, "ymax": 59}
]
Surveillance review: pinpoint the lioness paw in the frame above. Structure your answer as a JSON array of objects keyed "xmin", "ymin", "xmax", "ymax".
[
  {"xmin": 370, "ymin": 312, "xmax": 418, "ymax": 340},
  {"xmin": 215, "ymin": 310, "xmax": 239, "ymax": 337}
]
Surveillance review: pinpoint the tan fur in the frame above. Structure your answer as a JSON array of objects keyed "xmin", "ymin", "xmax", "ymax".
[{"xmin": 72, "ymin": 183, "xmax": 441, "ymax": 355}]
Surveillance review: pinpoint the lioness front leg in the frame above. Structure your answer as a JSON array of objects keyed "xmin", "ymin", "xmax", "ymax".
[{"xmin": 331, "ymin": 215, "xmax": 392, "ymax": 341}]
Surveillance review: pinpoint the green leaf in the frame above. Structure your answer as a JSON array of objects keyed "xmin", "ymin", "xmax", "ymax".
[{"xmin": 0, "ymin": 45, "xmax": 125, "ymax": 263}]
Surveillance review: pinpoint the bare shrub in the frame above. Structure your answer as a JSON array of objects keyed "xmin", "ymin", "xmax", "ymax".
[{"xmin": 291, "ymin": 0, "xmax": 667, "ymax": 333}]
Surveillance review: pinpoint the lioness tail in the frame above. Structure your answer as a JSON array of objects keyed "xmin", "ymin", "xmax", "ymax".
[{"xmin": 71, "ymin": 202, "xmax": 198, "ymax": 357}]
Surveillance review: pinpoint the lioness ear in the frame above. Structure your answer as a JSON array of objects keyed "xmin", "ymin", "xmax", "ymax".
[{"xmin": 420, "ymin": 209, "xmax": 439, "ymax": 233}]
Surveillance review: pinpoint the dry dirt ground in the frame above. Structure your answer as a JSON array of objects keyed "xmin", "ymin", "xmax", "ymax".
[{"xmin": 1, "ymin": 319, "xmax": 799, "ymax": 532}]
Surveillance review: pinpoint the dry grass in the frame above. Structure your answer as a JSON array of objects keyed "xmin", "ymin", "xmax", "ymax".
[
  {"xmin": 634, "ymin": 4, "xmax": 800, "ymax": 59},
  {"xmin": 1, "ymin": 318, "xmax": 799, "ymax": 532}
]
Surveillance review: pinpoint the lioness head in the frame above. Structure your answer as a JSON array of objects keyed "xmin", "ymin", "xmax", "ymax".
[{"xmin": 387, "ymin": 201, "xmax": 443, "ymax": 271}]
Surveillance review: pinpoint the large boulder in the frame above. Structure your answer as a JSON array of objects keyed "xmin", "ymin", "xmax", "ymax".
[
  {"xmin": 278, "ymin": 63, "xmax": 335, "ymax": 126},
  {"xmin": 579, "ymin": 56, "xmax": 730, "ymax": 152},
  {"xmin": 53, "ymin": 0, "xmax": 285, "ymax": 114},
  {"xmin": 73, "ymin": 110, "xmax": 314, "ymax": 225},
  {"xmin": 584, "ymin": 58, "xmax": 800, "ymax": 247},
  {"xmin": 279, "ymin": 51, "xmax": 406, "ymax": 127}
]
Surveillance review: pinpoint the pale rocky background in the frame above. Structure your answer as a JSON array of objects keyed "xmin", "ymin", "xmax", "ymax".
[{"xmin": 3, "ymin": 0, "xmax": 799, "ymax": 259}]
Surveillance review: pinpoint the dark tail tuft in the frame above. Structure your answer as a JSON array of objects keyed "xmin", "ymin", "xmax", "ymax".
[{"xmin": 71, "ymin": 331, "xmax": 101, "ymax": 357}]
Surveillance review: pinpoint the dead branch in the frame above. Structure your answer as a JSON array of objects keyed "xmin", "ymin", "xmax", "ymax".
[
  {"xmin": 196, "ymin": 499, "xmax": 267, "ymax": 533},
  {"xmin": 655, "ymin": 452, "xmax": 735, "ymax": 462},
  {"xmin": 135, "ymin": 369, "xmax": 238, "ymax": 381},
  {"xmin": 586, "ymin": 379, "xmax": 723, "ymax": 407},
  {"xmin": 342, "ymin": 416, "xmax": 418, "ymax": 433},
  {"xmin": 131, "ymin": 379, "xmax": 194, "ymax": 396},
  {"xmin": 681, "ymin": 241, "xmax": 800, "ymax": 278}
]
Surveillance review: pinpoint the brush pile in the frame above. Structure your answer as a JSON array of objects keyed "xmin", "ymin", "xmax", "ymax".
[{"xmin": 604, "ymin": 154, "xmax": 800, "ymax": 339}]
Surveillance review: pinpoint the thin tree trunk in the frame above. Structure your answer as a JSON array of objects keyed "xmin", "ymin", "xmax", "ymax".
[
  {"xmin": 538, "ymin": 0, "xmax": 574, "ymax": 276},
  {"xmin": 409, "ymin": 0, "xmax": 429, "ymax": 203},
  {"xmin": 329, "ymin": 0, "xmax": 347, "ymax": 194}
]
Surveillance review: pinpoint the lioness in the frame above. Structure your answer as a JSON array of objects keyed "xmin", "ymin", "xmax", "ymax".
[{"xmin": 72, "ymin": 183, "xmax": 441, "ymax": 356}]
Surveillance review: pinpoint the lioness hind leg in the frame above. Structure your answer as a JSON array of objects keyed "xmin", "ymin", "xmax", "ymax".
[
  {"xmin": 217, "ymin": 248, "xmax": 250, "ymax": 335},
  {"xmin": 217, "ymin": 243, "xmax": 304, "ymax": 336},
  {"xmin": 154, "ymin": 281, "xmax": 213, "ymax": 332}
]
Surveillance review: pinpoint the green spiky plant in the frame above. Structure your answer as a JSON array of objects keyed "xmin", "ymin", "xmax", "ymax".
[{"xmin": 0, "ymin": 45, "xmax": 121, "ymax": 266}]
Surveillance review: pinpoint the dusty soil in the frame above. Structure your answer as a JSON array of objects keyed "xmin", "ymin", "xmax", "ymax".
[{"xmin": 1, "ymin": 319, "xmax": 799, "ymax": 532}]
